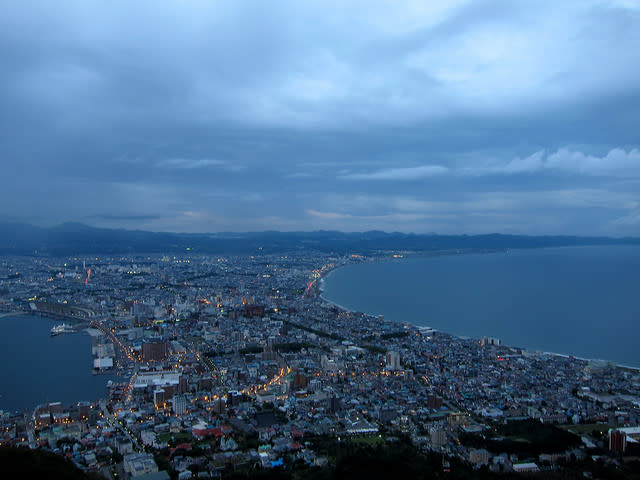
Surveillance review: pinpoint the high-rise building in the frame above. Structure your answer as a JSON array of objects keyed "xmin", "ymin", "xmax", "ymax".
[
  {"xmin": 213, "ymin": 397, "xmax": 226, "ymax": 414},
  {"xmin": 77, "ymin": 401, "xmax": 91, "ymax": 420},
  {"xmin": 172, "ymin": 394, "xmax": 187, "ymax": 415},
  {"xmin": 386, "ymin": 351, "xmax": 401, "ymax": 371},
  {"xmin": 142, "ymin": 340, "xmax": 168, "ymax": 362},
  {"xmin": 609, "ymin": 429, "xmax": 627, "ymax": 453},
  {"xmin": 153, "ymin": 389, "xmax": 165, "ymax": 408},
  {"xmin": 243, "ymin": 304, "xmax": 265, "ymax": 318},
  {"xmin": 430, "ymin": 427, "xmax": 447, "ymax": 449},
  {"xmin": 427, "ymin": 394, "xmax": 443, "ymax": 410},
  {"xmin": 227, "ymin": 390, "xmax": 242, "ymax": 407},
  {"xmin": 293, "ymin": 372, "xmax": 309, "ymax": 389}
]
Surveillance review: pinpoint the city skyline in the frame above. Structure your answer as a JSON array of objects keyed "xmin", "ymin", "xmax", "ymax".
[{"xmin": 1, "ymin": 1, "xmax": 639, "ymax": 235}]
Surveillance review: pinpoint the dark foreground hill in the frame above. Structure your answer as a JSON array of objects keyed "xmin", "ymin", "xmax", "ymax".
[
  {"xmin": 0, "ymin": 446, "xmax": 106, "ymax": 480},
  {"xmin": 3, "ymin": 433, "xmax": 640, "ymax": 480}
]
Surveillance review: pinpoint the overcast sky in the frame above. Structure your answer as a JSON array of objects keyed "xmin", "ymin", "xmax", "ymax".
[{"xmin": 1, "ymin": 1, "xmax": 639, "ymax": 235}]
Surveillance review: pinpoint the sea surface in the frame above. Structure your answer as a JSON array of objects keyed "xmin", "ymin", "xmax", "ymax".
[
  {"xmin": 0, "ymin": 314, "xmax": 120, "ymax": 413},
  {"xmin": 322, "ymin": 245, "xmax": 640, "ymax": 368}
]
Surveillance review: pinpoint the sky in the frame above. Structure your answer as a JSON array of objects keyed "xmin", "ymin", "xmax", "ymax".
[{"xmin": 1, "ymin": 0, "xmax": 639, "ymax": 236}]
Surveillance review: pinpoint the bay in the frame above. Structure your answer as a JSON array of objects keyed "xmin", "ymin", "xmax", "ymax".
[
  {"xmin": 322, "ymin": 245, "xmax": 640, "ymax": 368},
  {"xmin": 0, "ymin": 314, "xmax": 119, "ymax": 413}
]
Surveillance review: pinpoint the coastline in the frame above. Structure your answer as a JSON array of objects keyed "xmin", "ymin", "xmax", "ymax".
[
  {"xmin": 318, "ymin": 278, "xmax": 357, "ymax": 314},
  {"xmin": 317, "ymin": 250, "xmax": 640, "ymax": 371}
]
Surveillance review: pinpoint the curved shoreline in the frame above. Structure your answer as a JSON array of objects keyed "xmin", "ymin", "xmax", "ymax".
[{"xmin": 317, "ymin": 251, "xmax": 640, "ymax": 371}]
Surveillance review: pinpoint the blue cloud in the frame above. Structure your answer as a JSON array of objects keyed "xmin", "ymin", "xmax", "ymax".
[{"xmin": 0, "ymin": 1, "xmax": 638, "ymax": 235}]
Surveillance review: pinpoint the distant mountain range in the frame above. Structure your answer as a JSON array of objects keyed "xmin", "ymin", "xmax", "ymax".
[{"xmin": 0, "ymin": 220, "xmax": 638, "ymax": 256}]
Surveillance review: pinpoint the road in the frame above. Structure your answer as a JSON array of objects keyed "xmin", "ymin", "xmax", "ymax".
[{"xmin": 99, "ymin": 400, "xmax": 143, "ymax": 452}]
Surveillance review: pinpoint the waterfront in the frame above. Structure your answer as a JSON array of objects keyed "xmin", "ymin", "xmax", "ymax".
[
  {"xmin": 1, "ymin": 250, "xmax": 640, "ymax": 476},
  {"xmin": 0, "ymin": 314, "xmax": 119, "ymax": 413},
  {"xmin": 322, "ymin": 245, "xmax": 640, "ymax": 368}
]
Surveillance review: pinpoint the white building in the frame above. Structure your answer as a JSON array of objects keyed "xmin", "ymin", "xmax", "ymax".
[
  {"xmin": 172, "ymin": 394, "xmax": 187, "ymax": 415},
  {"xmin": 386, "ymin": 351, "xmax": 401, "ymax": 371},
  {"xmin": 512, "ymin": 462, "xmax": 540, "ymax": 473},
  {"xmin": 123, "ymin": 453, "xmax": 159, "ymax": 477}
]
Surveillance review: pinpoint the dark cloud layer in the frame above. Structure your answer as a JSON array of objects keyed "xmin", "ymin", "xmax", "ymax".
[{"xmin": 1, "ymin": 1, "xmax": 639, "ymax": 235}]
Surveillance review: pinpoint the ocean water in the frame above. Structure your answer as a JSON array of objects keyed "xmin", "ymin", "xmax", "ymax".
[
  {"xmin": 0, "ymin": 314, "xmax": 119, "ymax": 413},
  {"xmin": 322, "ymin": 245, "xmax": 640, "ymax": 368}
]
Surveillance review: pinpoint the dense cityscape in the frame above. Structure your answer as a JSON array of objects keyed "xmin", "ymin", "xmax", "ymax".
[{"xmin": 1, "ymin": 249, "xmax": 639, "ymax": 479}]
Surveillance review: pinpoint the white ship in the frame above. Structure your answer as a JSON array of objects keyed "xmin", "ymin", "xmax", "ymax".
[{"xmin": 50, "ymin": 323, "xmax": 75, "ymax": 336}]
